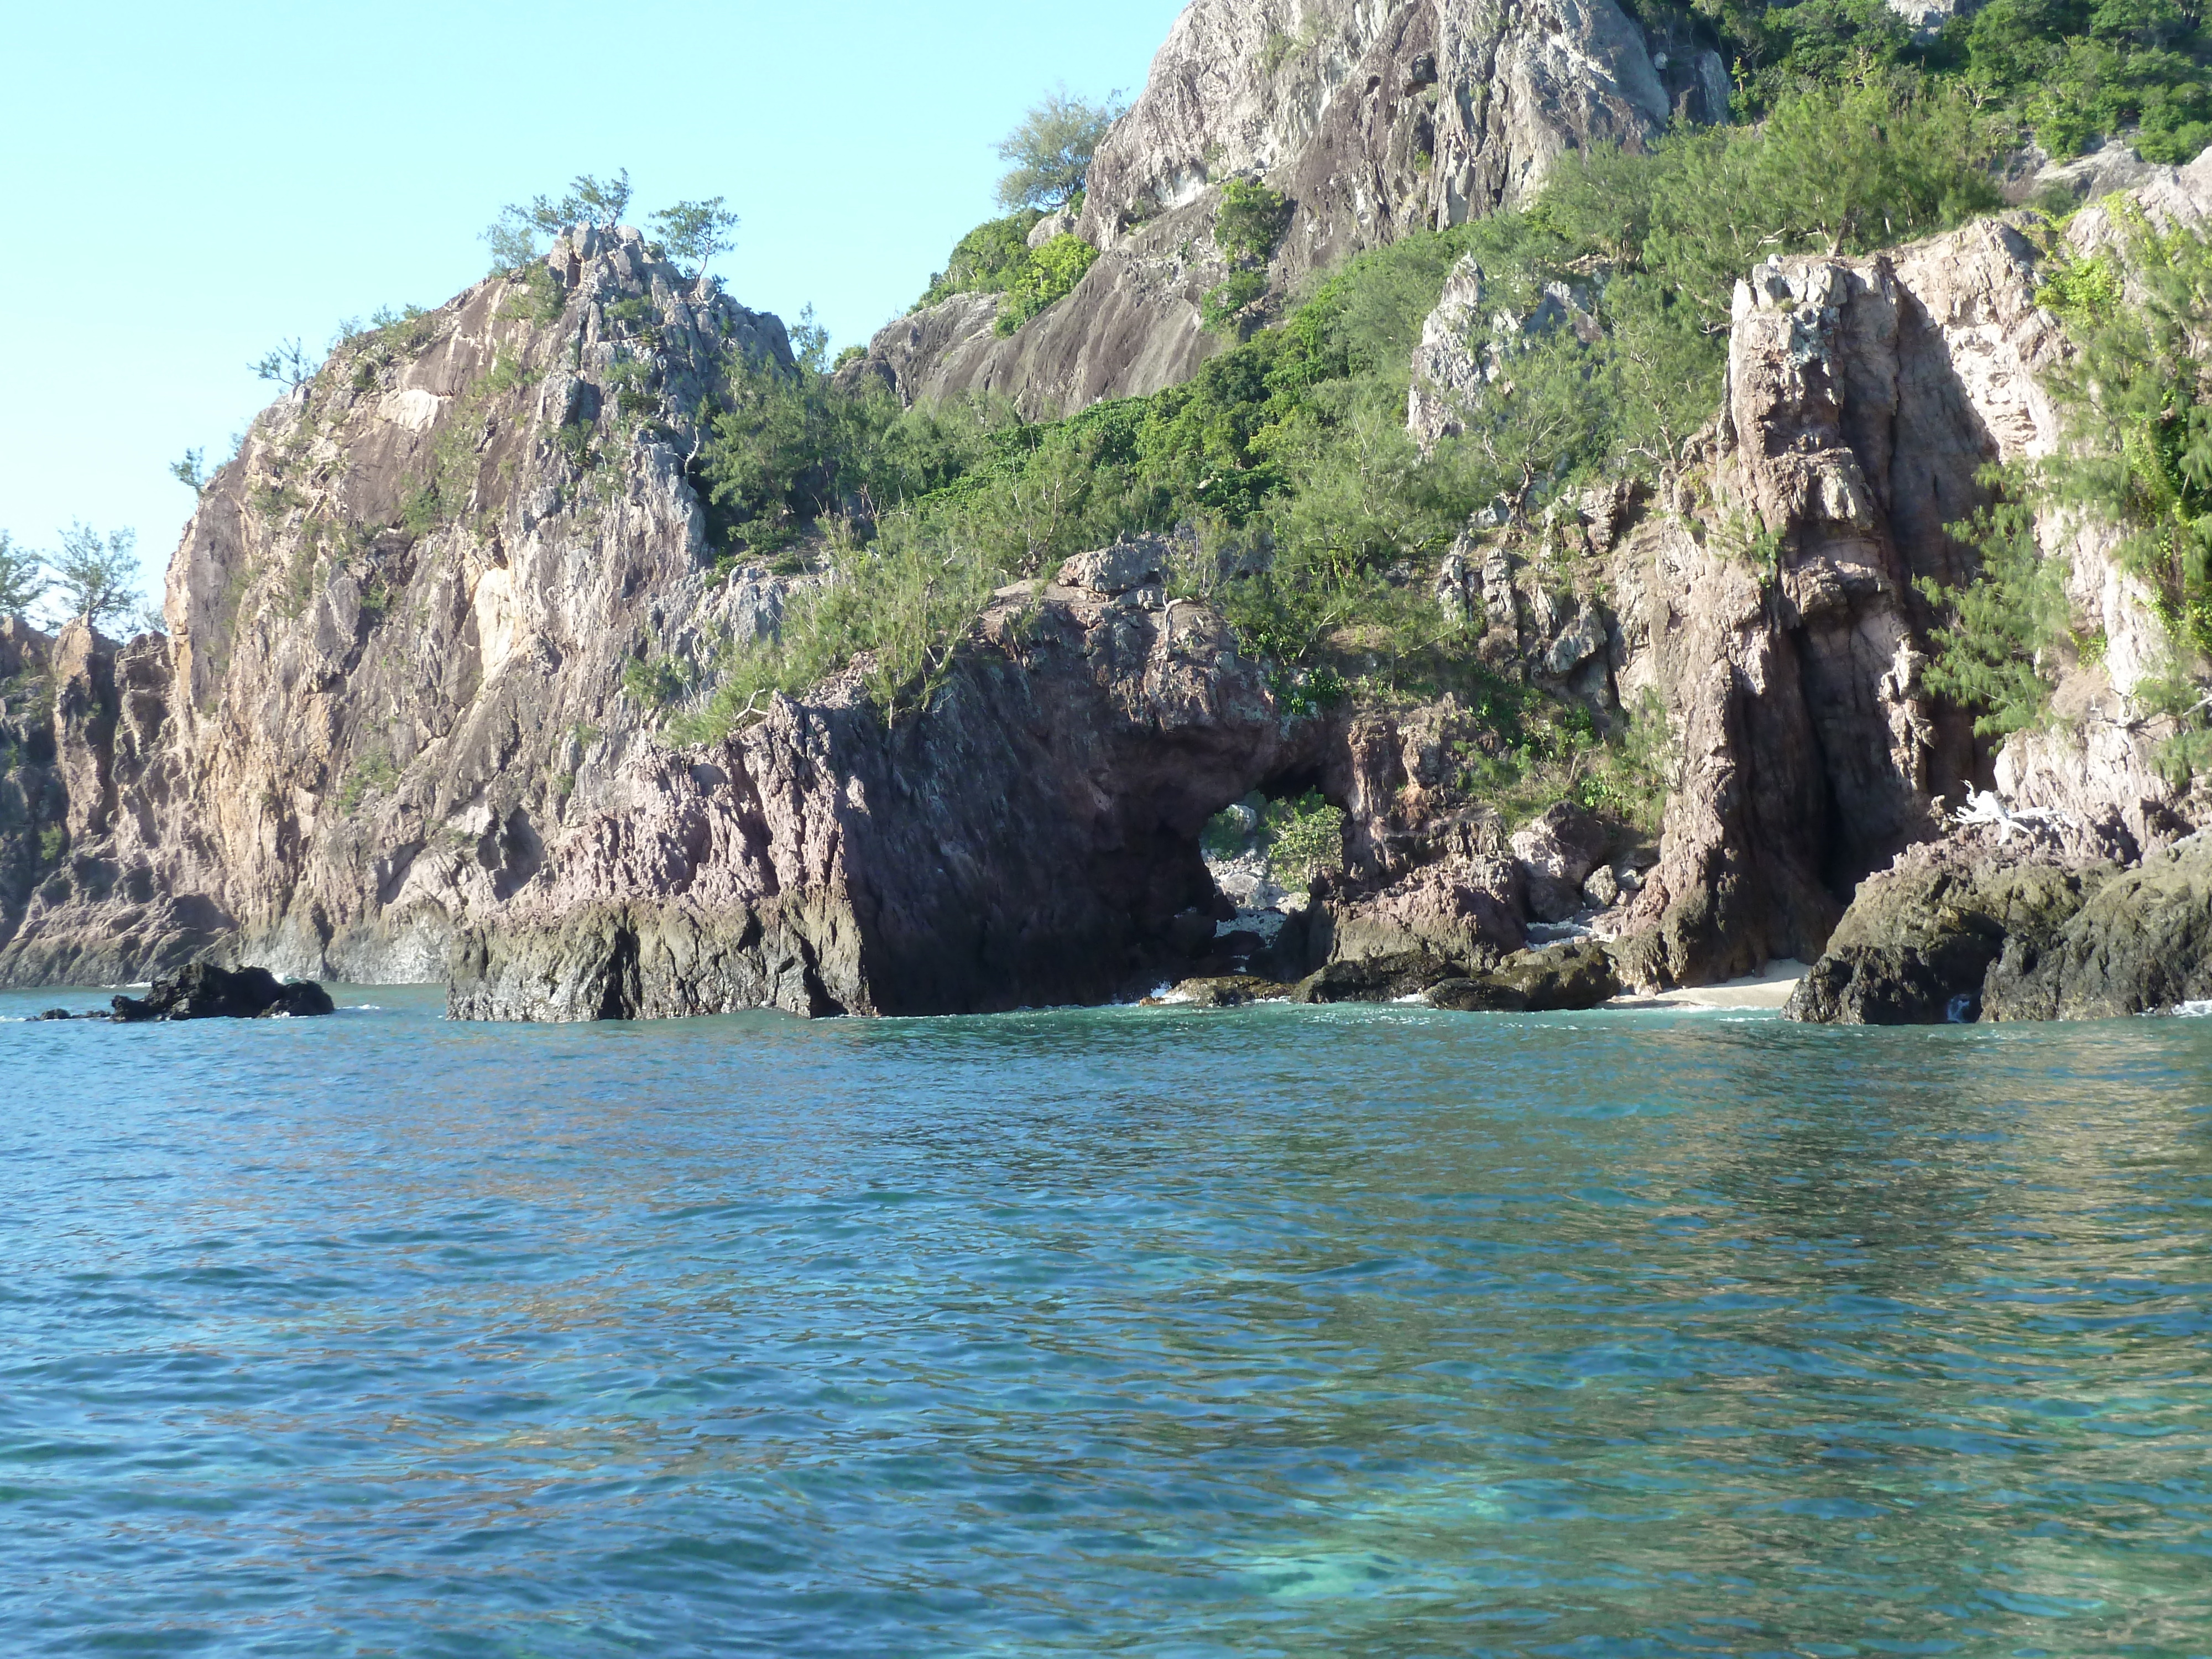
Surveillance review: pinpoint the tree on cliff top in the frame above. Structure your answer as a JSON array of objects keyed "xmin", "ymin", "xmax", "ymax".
[
  {"xmin": 0, "ymin": 531, "xmax": 45, "ymax": 618},
  {"xmin": 483, "ymin": 169, "xmax": 635, "ymax": 269},
  {"xmin": 48, "ymin": 524, "xmax": 138, "ymax": 630},
  {"xmin": 649, "ymin": 197, "xmax": 741, "ymax": 280},
  {"xmin": 994, "ymin": 87, "xmax": 1125, "ymax": 211}
]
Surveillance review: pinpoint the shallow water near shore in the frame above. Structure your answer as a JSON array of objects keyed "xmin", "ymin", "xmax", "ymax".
[{"xmin": 2, "ymin": 985, "xmax": 2208, "ymax": 1656}]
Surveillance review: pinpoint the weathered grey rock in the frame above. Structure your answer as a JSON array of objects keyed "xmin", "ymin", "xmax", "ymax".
[
  {"xmin": 1511, "ymin": 801, "xmax": 1609, "ymax": 923},
  {"xmin": 1409, "ymin": 255, "xmax": 1490, "ymax": 449},
  {"xmin": 2029, "ymin": 137, "xmax": 2159, "ymax": 206},
  {"xmin": 1543, "ymin": 600, "xmax": 1609, "ymax": 677},
  {"xmin": 1026, "ymin": 211, "xmax": 1078, "ymax": 249},
  {"xmin": 1886, "ymin": 0, "xmax": 1988, "ymax": 39},
  {"xmin": 1058, "ymin": 537, "xmax": 1168, "ymax": 595}
]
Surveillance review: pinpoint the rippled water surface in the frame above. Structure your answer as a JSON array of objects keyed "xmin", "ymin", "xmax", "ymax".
[{"xmin": 2, "ymin": 987, "xmax": 2209, "ymax": 1656}]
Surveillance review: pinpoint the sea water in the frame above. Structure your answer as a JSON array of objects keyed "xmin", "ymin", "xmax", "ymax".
[{"xmin": 2, "ymin": 985, "xmax": 2208, "ymax": 1656}]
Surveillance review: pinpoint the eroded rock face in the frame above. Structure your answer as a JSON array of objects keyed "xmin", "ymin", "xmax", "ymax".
[
  {"xmin": 1511, "ymin": 800, "xmax": 1609, "ymax": 922},
  {"xmin": 448, "ymin": 582, "xmax": 1329, "ymax": 1019},
  {"xmin": 1080, "ymin": 0, "xmax": 1697, "ymax": 260},
  {"xmin": 837, "ymin": 220, "xmax": 1223, "ymax": 418},
  {"xmin": 1608, "ymin": 197, "xmax": 2212, "ymax": 989}
]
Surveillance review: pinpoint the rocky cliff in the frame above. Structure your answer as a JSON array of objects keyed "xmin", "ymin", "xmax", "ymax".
[
  {"xmin": 7, "ymin": 85, "xmax": 2211, "ymax": 1020},
  {"xmin": 842, "ymin": 0, "xmax": 1726, "ymax": 417},
  {"xmin": 1, "ymin": 225, "xmax": 795, "ymax": 989}
]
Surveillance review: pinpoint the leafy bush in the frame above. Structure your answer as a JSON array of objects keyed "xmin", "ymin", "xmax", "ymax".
[
  {"xmin": 994, "ymin": 88, "xmax": 1124, "ymax": 212},
  {"xmin": 1260, "ymin": 791, "xmax": 1345, "ymax": 894},
  {"xmin": 0, "ymin": 530, "xmax": 45, "ymax": 617},
  {"xmin": 1199, "ymin": 271, "xmax": 1269, "ymax": 333},
  {"xmin": 2040, "ymin": 209, "xmax": 2212, "ymax": 656},
  {"xmin": 1202, "ymin": 179, "xmax": 1294, "ymax": 337},
  {"xmin": 915, "ymin": 212, "xmax": 1045, "ymax": 310},
  {"xmin": 1698, "ymin": 0, "xmax": 2212, "ymax": 162},
  {"xmin": 1214, "ymin": 179, "xmax": 1293, "ymax": 263},
  {"xmin": 336, "ymin": 750, "xmax": 399, "ymax": 816},
  {"xmin": 622, "ymin": 654, "xmax": 693, "ymax": 711},
  {"xmin": 1918, "ymin": 482, "xmax": 2073, "ymax": 735},
  {"xmin": 658, "ymin": 62, "xmax": 2042, "ymax": 738},
  {"xmin": 1542, "ymin": 77, "xmax": 2006, "ymax": 332},
  {"xmin": 996, "ymin": 234, "xmax": 1099, "ymax": 334}
]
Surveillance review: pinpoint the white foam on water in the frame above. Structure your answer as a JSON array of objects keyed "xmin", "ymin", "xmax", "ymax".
[{"xmin": 2168, "ymin": 999, "xmax": 2212, "ymax": 1018}]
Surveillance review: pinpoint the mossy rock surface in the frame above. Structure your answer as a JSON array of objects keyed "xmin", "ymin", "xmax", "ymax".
[{"xmin": 1787, "ymin": 840, "xmax": 2212, "ymax": 1023}]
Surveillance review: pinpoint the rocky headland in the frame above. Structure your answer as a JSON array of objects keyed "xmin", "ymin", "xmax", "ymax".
[{"xmin": 4, "ymin": 0, "xmax": 2210, "ymax": 1024}]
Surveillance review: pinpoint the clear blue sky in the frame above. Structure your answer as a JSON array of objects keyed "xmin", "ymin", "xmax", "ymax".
[{"xmin": 2, "ymin": 0, "xmax": 1185, "ymax": 612}]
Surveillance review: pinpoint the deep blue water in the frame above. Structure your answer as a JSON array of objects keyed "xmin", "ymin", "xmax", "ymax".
[{"xmin": 2, "ymin": 985, "xmax": 2209, "ymax": 1657}]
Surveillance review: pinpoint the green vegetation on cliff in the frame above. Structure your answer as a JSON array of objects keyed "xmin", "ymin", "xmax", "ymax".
[
  {"xmin": 1919, "ymin": 207, "xmax": 2212, "ymax": 757},
  {"xmin": 672, "ymin": 14, "xmax": 2205, "ymax": 789},
  {"xmin": 1694, "ymin": 0, "xmax": 2212, "ymax": 163},
  {"xmin": 688, "ymin": 76, "xmax": 2002, "ymax": 713}
]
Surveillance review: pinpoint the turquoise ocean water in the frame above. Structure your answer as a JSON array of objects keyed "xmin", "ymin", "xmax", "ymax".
[{"xmin": 2, "ymin": 985, "xmax": 2208, "ymax": 1656}]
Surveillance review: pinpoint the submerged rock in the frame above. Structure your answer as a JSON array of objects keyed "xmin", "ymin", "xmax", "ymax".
[
  {"xmin": 111, "ymin": 963, "xmax": 336, "ymax": 1022},
  {"xmin": 1149, "ymin": 974, "xmax": 1299, "ymax": 1008},
  {"xmin": 1428, "ymin": 941, "xmax": 1620, "ymax": 1013}
]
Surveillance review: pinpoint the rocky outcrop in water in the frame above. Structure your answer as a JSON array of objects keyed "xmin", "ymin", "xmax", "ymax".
[
  {"xmin": 1544, "ymin": 162, "xmax": 2211, "ymax": 999},
  {"xmin": 1783, "ymin": 831, "xmax": 2212, "ymax": 1021},
  {"xmin": 112, "ymin": 962, "xmax": 335, "ymax": 1022},
  {"xmin": 448, "ymin": 557, "xmax": 1327, "ymax": 1019},
  {"xmin": 9, "ymin": 92, "xmax": 2212, "ymax": 1023}
]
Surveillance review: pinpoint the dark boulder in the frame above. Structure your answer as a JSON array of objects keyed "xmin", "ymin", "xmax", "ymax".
[
  {"xmin": 1984, "ymin": 833, "xmax": 2212, "ymax": 1019},
  {"xmin": 1491, "ymin": 940, "xmax": 1621, "ymax": 1010},
  {"xmin": 1427, "ymin": 976, "xmax": 1531, "ymax": 1013},
  {"xmin": 1291, "ymin": 950, "xmax": 1464, "ymax": 1004},
  {"xmin": 1786, "ymin": 844, "xmax": 2111, "ymax": 1024},
  {"xmin": 267, "ymin": 979, "xmax": 338, "ymax": 1018},
  {"xmin": 111, "ymin": 962, "xmax": 335, "ymax": 1022},
  {"xmin": 1150, "ymin": 974, "xmax": 1298, "ymax": 1008},
  {"xmin": 1428, "ymin": 940, "xmax": 1620, "ymax": 1013}
]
